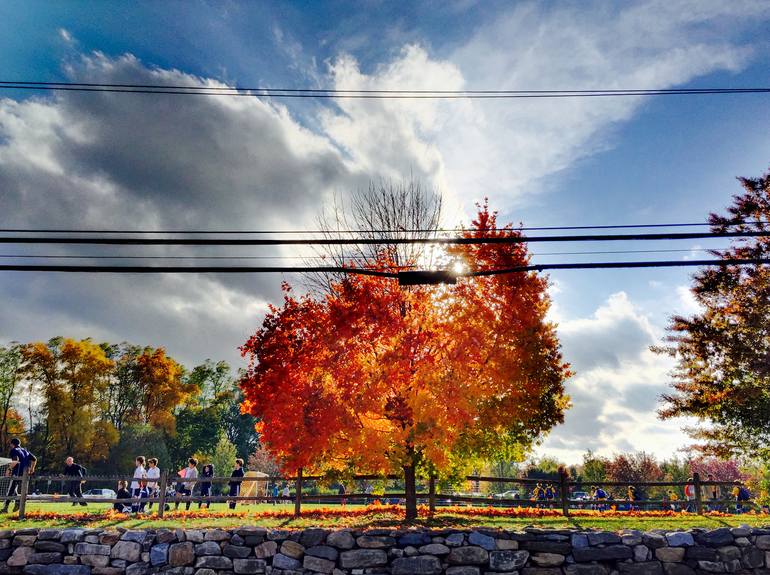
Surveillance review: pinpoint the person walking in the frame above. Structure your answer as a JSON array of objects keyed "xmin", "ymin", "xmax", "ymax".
[
  {"xmin": 130, "ymin": 456, "xmax": 147, "ymax": 513},
  {"xmin": 2, "ymin": 438, "xmax": 36, "ymax": 514},
  {"xmin": 282, "ymin": 483, "xmax": 290, "ymax": 503},
  {"xmin": 228, "ymin": 459, "xmax": 244, "ymax": 510},
  {"xmin": 199, "ymin": 464, "xmax": 214, "ymax": 509},
  {"xmin": 684, "ymin": 478, "xmax": 696, "ymax": 512},
  {"xmin": 271, "ymin": 483, "xmax": 279, "ymax": 505},
  {"xmin": 175, "ymin": 458, "xmax": 198, "ymax": 510},
  {"xmin": 63, "ymin": 456, "xmax": 87, "ymax": 506},
  {"xmin": 145, "ymin": 458, "xmax": 160, "ymax": 509}
]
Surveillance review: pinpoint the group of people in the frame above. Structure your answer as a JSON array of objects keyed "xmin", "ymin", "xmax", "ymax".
[
  {"xmin": 531, "ymin": 482, "xmax": 558, "ymax": 505},
  {"xmin": 112, "ymin": 456, "xmax": 247, "ymax": 513}
]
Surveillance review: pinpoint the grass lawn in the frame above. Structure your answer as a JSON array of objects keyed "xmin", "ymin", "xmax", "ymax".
[{"xmin": 2, "ymin": 502, "xmax": 769, "ymax": 531}]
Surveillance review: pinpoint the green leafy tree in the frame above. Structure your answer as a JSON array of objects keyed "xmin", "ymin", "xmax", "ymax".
[
  {"xmin": 655, "ymin": 169, "xmax": 770, "ymax": 458},
  {"xmin": 0, "ymin": 343, "xmax": 24, "ymax": 447},
  {"xmin": 206, "ymin": 434, "xmax": 238, "ymax": 495},
  {"xmin": 580, "ymin": 450, "xmax": 608, "ymax": 484},
  {"xmin": 108, "ymin": 423, "xmax": 170, "ymax": 474}
]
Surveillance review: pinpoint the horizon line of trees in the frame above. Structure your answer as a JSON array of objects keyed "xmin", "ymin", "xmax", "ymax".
[{"xmin": 0, "ymin": 337, "xmax": 259, "ymax": 476}]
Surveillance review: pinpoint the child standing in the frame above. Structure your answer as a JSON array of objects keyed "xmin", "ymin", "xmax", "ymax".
[{"xmin": 115, "ymin": 481, "xmax": 131, "ymax": 513}]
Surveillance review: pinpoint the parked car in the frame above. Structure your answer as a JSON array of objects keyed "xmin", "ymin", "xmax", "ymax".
[
  {"xmin": 493, "ymin": 490, "xmax": 520, "ymax": 499},
  {"xmin": 83, "ymin": 488, "xmax": 117, "ymax": 499},
  {"xmin": 572, "ymin": 491, "xmax": 590, "ymax": 500}
]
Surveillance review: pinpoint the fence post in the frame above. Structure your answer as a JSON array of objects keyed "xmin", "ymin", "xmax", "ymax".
[
  {"xmin": 157, "ymin": 471, "xmax": 168, "ymax": 518},
  {"xmin": 294, "ymin": 468, "xmax": 303, "ymax": 518},
  {"xmin": 18, "ymin": 468, "xmax": 29, "ymax": 520},
  {"xmin": 559, "ymin": 469, "xmax": 569, "ymax": 516},
  {"xmin": 694, "ymin": 472, "xmax": 703, "ymax": 515},
  {"xmin": 428, "ymin": 475, "xmax": 436, "ymax": 515}
]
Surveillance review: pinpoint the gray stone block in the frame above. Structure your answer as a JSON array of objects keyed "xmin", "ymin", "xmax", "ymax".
[
  {"xmin": 150, "ymin": 543, "xmax": 169, "ymax": 566},
  {"xmin": 232, "ymin": 559, "xmax": 266, "ymax": 574},
  {"xmin": 325, "ymin": 531, "xmax": 355, "ymax": 550},
  {"xmin": 391, "ymin": 555, "xmax": 442, "ymax": 575},
  {"xmin": 270, "ymin": 553, "xmax": 300, "ymax": 571},
  {"xmin": 487, "ymin": 549, "xmax": 528, "ymax": 570},
  {"xmin": 194, "ymin": 556, "xmax": 232, "ymax": 570},
  {"xmin": 573, "ymin": 545, "xmax": 633, "ymax": 562},
  {"xmin": 339, "ymin": 549, "xmax": 387, "ymax": 569},
  {"xmin": 75, "ymin": 544, "xmax": 111, "ymax": 556},
  {"xmin": 194, "ymin": 542, "xmax": 221, "ymax": 556},
  {"xmin": 23, "ymin": 566, "xmax": 91, "ymax": 575},
  {"xmin": 305, "ymin": 545, "xmax": 338, "ymax": 561},
  {"xmin": 302, "ymin": 555, "xmax": 335, "ymax": 574},
  {"xmin": 110, "ymin": 542, "xmax": 141, "ymax": 563},
  {"xmin": 588, "ymin": 532, "xmax": 622, "ymax": 546}
]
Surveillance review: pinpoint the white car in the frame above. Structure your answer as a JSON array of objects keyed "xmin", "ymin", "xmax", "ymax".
[
  {"xmin": 83, "ymin": 489, "xmax": 116, "ymax": 499},
  {"xmin": 493, "ymin": 490, "xmax": 520, "ymax": 499}
]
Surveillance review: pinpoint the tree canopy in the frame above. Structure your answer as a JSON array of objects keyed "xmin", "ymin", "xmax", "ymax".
[
  {"xmin": 240, "ymin": 204, "xmax": 571, "ymax": 518},
  {"xmin": 655, "ymin": 169, "xmax": 770, "ymax": 458}
]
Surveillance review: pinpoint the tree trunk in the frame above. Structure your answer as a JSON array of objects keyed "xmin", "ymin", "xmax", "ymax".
[{"xmin": 403, "ymin": 464, "xmax": 417, "ymax": 522}]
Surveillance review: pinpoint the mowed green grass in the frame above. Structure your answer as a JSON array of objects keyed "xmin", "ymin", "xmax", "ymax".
[{"xmin": 1, "ymin": 501, "xmax": 769, "ymax": 531}]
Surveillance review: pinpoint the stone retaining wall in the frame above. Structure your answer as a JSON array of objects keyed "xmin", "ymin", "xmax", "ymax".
[{"xmin": 1, "ymin": 526, "xmax": 769, "ymax": 575}]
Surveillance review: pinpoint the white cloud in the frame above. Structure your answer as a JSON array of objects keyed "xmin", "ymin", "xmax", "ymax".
[
  {"xmin": 540, "ymin": 291, "xmax": 695, "ymax": 464},
  {"xmin": 58, "ymin": 28, "xmax": 74, "ymax": 45}
]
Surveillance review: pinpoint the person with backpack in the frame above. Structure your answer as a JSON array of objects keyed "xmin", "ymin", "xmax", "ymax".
[
  {"xmin": 63, "ymin": 456, "xmax": 87, "ymax": 506},
  {"xmin": 732, "ymin": 481, "xmax": 751, "ymax": 513},
  {"xmin": 2, "ymin": 438, "xmax": 36, "ymax": 514}
]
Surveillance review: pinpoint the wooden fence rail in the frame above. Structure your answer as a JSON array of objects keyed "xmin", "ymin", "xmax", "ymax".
[{"xmin": 3, "ymin": 469, "xmax": 755, "ymax": 520}]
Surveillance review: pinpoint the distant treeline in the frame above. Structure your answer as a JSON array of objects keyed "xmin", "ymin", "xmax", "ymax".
[{"xmin": 0, "ymin": 338, "xmax": 259, "ymax": 475}]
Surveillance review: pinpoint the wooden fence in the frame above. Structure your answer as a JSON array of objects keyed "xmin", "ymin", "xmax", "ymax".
[{"xmin": 0, "ymin": 469, "xmax": 754, "ymax": 520}]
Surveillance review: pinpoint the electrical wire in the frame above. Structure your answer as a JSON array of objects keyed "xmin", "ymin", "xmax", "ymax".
[
  {"xmin": 2, "ymin": 222, "xmax": 764, "ymax": 234},
  {"xmin": 0, "ymin": 247, "xmax": 729, "ymax": 260},
  {"xmin": 468, "ymin": 257, "xmax": 770, "ymax": 276},
  {"xmin": 1, "ymin": 81, "xmax": 768, "ymax": 99},
  {"xmin": 1, "ymin": 257, "xmax": 767, "ymax": 276},
  {"xmin": 0, "ymin": 230, "xmax": 767, "ymax": 246}
]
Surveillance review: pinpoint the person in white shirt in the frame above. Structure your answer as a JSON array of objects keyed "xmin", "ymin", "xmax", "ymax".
[
  {"xmin": 130, "ymin": 456, "xmax": 146, "ymax": 513},
  {"xmin": 146, "ymin": 458, "xmax": 161, "ymax": 509},
  {"xmin": 282, "ymin": 484, "xmax": 290, "ymax": 503},
  {"xmin": 175, "ymin": 457, "xmax": 198, "ymax": 510}
]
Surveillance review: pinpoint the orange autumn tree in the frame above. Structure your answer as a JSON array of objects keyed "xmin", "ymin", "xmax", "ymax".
[{"xmin": 240, "ymin": 205, "xmax": 571, "ymax": 520}]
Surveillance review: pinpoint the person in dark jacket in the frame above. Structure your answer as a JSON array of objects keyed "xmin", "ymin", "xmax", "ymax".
[
  {"xmin": 2, "ymin": 438, "xmax": 37, "ymax": 514},
  {"xmin": 199, "ymin": 464, "xmax": 214, "ymax": 509},
  {"xmin": 115, "ymin": 481, "xmax": 131, "ymax": 513},
  {"xmin": 63, "ymin": 456, "xmax": 87, "ymax": 506},
  {"xmin": 228, "ymin": 459, "xmax": 244, "ymax": 510}
]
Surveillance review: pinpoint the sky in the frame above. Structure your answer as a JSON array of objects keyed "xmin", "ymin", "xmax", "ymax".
[{"xmin": 1, "ymin": 0, "xmax": 769, "ymax": 465}]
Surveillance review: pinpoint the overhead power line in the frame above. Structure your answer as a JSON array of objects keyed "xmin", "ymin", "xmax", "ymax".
[
  {"xmin": 1, "ymin": 258, "xmax": 768, "ymax": 282},
  {"xmin": 2, "ymin": 222, "xmax": 763, "ymax": 234},
  {"xmin": 1, "ymin": 81, "xmax": 768, "ymax": 99},
  {"xmin": 0, "ymin": 230, "xmax": 767, "ymax": 246},
  {"xmin": 0, "ymin": 247, "xmax": 730, "ymax": 261}
]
